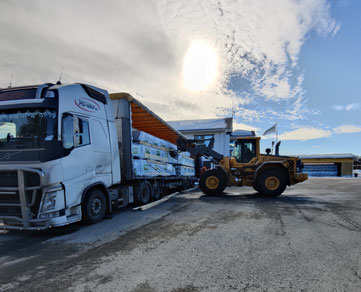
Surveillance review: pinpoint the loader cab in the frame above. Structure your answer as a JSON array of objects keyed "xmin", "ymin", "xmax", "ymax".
[{"xmin": 231, "ymin": 137, "xmax": 260, "ymax": 163}]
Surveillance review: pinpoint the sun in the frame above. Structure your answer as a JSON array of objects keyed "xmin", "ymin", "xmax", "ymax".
[{"xmin": 183, "ymin": 41, "xmax": 218, "ymax": 91}]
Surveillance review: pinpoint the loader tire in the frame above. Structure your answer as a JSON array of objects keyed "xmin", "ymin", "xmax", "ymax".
[
  {"xmin": 199, "ymin": 169, "xmax": 227, "ymax": 196},
  {"xmin": 256, "ymin": 169, "xmax": 287, "ymax": 197}
]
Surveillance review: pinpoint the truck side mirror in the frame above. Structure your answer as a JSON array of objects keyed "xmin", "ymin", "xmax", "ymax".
[{"xmin": 62, "ymin": 114, "xmax": 75, "ymax": 149}]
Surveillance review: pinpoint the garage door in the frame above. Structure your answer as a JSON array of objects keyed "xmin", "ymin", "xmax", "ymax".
[{"xmin": 303, "ymin": 164, "xmax": 338, "ymax": 177}]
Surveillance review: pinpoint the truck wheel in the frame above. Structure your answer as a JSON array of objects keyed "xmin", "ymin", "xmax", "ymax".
[
  {"xmin": 199, "ymin": 169, "xmax": 227, "ymax": 196},
  {"xmin": 135, "ymin": 181, "xmax": 152, "ymax": 205},
  {"xmin": 82, "ymin": 188, "xmax": 107, "ymax": 224},
  {"xmin": 256, "ymin": 169, "xmax": 287, "ymax": 197}
]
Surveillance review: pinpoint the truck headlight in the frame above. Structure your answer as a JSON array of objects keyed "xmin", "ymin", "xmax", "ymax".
[{"xmin": 42, "ymin": 191, "xmax": 57, "ymax": 212}]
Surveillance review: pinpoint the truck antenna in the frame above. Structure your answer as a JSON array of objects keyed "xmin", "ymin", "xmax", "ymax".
[
  {"xmin": 57, "ymin": 66, "xmax": 64, "ymax": 84},
  {"xmin": 8, "ymin": 73, "xmax": 13, "ymax": 88}
]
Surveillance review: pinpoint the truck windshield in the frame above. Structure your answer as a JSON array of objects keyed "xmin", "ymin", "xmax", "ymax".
[{"xmin": 0, "ymin": 109, "xmax": 57, "ymax": 149}]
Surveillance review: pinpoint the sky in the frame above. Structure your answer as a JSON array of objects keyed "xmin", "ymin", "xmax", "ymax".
[{"xmin": 0, "ymin": 0, "xmax": 360, "ymax": 155}]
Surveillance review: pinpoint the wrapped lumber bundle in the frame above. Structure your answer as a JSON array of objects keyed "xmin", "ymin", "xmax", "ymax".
[
  {"xmin": 132, "ymin": 130, "xmax": 169, "ymax": 150},
  {"xmin": 176, "ymin": 152, "xmax": 195, "ymax": 167},
  {"xmin": 132, "ymin": 144, "xmax": 169, "ymax": 162},
  {"xmin": 132, "ymin": 129, "xmax": 179, "ymax": 177},
  {"xmin": 175, "ymin": 165, "xmax": 195, "ymax": 176},
  {"xmin": 133, "ymin": 159, "xmax": 176, "ymax": 176}
]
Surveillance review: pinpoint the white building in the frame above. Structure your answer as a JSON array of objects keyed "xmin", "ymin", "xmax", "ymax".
[{"xmin": 168, "ymin": 118, "xmax": 233, "ymax": 157}]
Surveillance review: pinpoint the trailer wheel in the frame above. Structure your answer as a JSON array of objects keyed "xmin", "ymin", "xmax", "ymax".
[
  {"xmin": 82, "ymin": 188, "xmax": 107, "ymax": 224},
  {"xmin": 135, "ymin": 181, "xmax": 152, "ymax": 205},
  {"xmin": 199, "ymin": 169, "xmax": 227, "ymax": 196},
  {"xmin": 152, "ymin": 182, "xmax": 162, "ymax": 201},
  {"xmin": 256, "ymin": 169, "xmax": 287, "ymax": 197}
]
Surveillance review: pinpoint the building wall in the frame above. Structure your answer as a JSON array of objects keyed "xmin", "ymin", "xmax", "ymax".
[{"xmin": 340, "ymin": 162, "xmax": 353, "ymax": 176}]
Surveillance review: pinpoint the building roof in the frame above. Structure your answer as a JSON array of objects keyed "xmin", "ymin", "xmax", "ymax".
[
  {"xmin": 299, "ymin": 154, "xmax": 356, "ymax": 159},
  {"xmin": 168, "ymin": 118, "xmax": 233, "ymax": 132}
]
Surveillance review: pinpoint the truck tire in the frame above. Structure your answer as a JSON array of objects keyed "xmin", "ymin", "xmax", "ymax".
[
  {"xmin": 199, "ymin": 169, "xmax": 227, "ymax": 196},
  {"xmin": 82, "ymin": 188, "xmax": 107, "ymax": 224},
  {"xmin": 256, "ymin": 169, "xmax": 287, "ymax": 197},
  {"xmin": 135, "ymin": 181, "xmax": 152, "ymax": 205}
]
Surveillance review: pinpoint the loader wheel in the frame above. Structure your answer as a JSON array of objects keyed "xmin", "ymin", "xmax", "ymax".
[
  {"xmin": 135, "ymin": 181, "xmax": 152, "ymax": 205},
  {"xmin": 256, "ymin": 169, "xmax": 286, "ymax": 197},
  {"xmin": 83, "ymin": 188, "xmax": 107, "ymax": 224},
  {"xmin": 199, "ymin": 169, "xmax": 227, "ymax": 196}
]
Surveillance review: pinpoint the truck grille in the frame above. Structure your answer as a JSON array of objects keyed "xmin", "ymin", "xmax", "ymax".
[
  {"xmin": 0, "ymin": 205, "xmax": 22, "ymax": 217},
  {"xmin": 0, "ymin": 168, "xmax": 43, "ymax": 228},
  {"xmin": 0, "ymin": 171, "xmax": 18, "ymax": 187}
]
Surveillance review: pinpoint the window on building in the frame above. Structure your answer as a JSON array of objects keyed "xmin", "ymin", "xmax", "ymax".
[{"xmin": 194, "ymin": 134, "xmax": 214, "ymax": 146}]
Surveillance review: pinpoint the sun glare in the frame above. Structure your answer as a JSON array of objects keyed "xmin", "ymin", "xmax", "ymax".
[{"xmin": 183, "ymin": 41, "xmax": 218, "ymax": 91}]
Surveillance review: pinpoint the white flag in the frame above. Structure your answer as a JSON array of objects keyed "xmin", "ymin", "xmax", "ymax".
[{"xmin": 263, "ymin": 123, "xmax": 277, "ymax": 136}]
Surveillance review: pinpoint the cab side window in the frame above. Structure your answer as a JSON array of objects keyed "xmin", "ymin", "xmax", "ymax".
[
  {"xmin": 78, "ymin": 118, "xmax": 90, "ymax": 146},
  {"xmin": 62, "ymin": 114, "xmax": 90, "ymax": 149}
]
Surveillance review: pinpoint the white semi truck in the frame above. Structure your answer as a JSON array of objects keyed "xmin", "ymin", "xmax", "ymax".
[{"xmin": 0, "ymin": 83, "xmax": 195, "ymax": 230}]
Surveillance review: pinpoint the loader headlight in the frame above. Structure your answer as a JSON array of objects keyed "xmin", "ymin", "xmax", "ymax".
[{"xmin": 42, "ymin": 191, "xmax": 57, "ymax": 212}]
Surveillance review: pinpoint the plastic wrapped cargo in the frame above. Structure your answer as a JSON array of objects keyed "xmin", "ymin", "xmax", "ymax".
[
  {"xmin": 175, "ymin": 165, "xmax": 195, "ymax": 176},
  {"xmin": 132, "ymin": 129, "xmax": 169, "ymax": 150},
  {"xmin": 132, "ymin": 143, "xmax": 169, "ymax": 162},
  {"xmin": 176, "ymin": 153, "xmax": 194, "ymax": 167},
  {"xmin": 133, "ymin": 159, "xmax": 175, "ymax": 177},
  {"xmin": 167, "ymin": 141, "xmax": 178, "ymax": 151}
]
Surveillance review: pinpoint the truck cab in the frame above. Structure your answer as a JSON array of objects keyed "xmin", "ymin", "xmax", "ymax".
[{"xmin": 0, "ymin": 83, "xmax": 119, "ymax": 230}]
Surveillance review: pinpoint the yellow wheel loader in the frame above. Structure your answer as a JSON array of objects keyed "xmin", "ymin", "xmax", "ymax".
[{"xmin": 178, "ymin": 136, "xmax": 308, "ymax": 197}]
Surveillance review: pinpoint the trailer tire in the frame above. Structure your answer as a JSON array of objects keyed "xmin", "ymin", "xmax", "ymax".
[
  {"xmin": 256, "ymin": 169, "xmax": 287, "ymax": 197},
  {"xmin": 82, "ymin": 188, "xmax": 107, "ymax": 224},
  {"xmin": 199, "ymin": 169, "xmax": 227, "ymax": 196},
  {"xmin": 135, "ymin": 181, "xmax": 152, "ymax": 205},
  {"xmin": 152, "ymin": 182, "xmax": 162, "ymax": 201}
]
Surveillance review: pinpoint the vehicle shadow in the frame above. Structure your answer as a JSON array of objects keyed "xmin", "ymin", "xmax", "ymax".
[{"xmin": 198, "ymin": 191, "xmax": 319, "ymax": 205}]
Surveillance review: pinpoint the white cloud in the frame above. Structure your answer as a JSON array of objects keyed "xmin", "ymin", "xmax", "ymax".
[
  {"xmin": 233, "ymin": 121, "xmax": 260, "ymax": 132},
  {"xmin": 0, "ymin": 0, "xmax": 339, "ymax": 122},
  {"xmin": 345, "ymin": 103, "xmax": 360, "ymax": 111},
  {"xmin": 332, "ymin": 103, "xmax": 359, "ymax": 111},
  {"xmin": 279, "ymin": 127, "xmax": 332, "ymax": 141},
  {"xmin": 333, "ymin": 124, "xmax": 361, "ymax": 134}
]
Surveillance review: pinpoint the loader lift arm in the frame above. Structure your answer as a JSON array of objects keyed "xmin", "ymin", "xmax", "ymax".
[{"xmin": 177, "ymin": 137, "xmax": 223, "ymax": 164}]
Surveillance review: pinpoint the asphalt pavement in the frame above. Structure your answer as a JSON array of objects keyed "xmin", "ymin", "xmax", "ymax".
[{"xmin": 1, "ymin": 177, "xmax": 361, "ymax": 292}]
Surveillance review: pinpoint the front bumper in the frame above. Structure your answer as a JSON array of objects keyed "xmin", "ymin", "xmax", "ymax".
[
  {"xmin": 291, "ymin": 172, "xmax": 308, "ymax": 184},
  {"xmin": 0, "ymin": 214, "xmax": 80, "ymax": 230}
]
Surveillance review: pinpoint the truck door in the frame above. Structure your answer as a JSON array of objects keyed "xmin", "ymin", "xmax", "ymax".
[
  {"xmin": 90, "ymin": 118, "xmax": 112, "ymax": 176},
  {"xmin": 61, "ymin": 113, "xmax": 95, "ymax": 207}
]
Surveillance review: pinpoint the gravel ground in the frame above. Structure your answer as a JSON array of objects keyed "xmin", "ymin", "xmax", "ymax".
[{"xmin": 1, "ymin": 177, "xmax": 361, "ymax": 292}]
